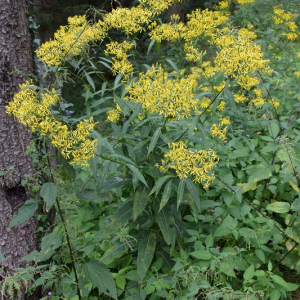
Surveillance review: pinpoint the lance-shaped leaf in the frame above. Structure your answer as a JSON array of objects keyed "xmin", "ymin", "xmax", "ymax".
[
  {"xmin": 156, "ymin": 206, "xmax": 174, "ymax": 245},
  {"xmin": 104, "ymin": 201, "xmax": 133, "ymax": 235},
  {"xmin": 137, "ymin": 231, "xmax": 156, "ymax": 278},
  {"xmin": 127, "ymin": 164, "xmax": 148, "ymax": 187},
  {"xmin": 177, "ymin": 177, "xmax": 185, "ymax": 209},
  {"xmin": 159, "ymin": 180, "xmax": 172, "ymax": 212},
  {"xmin": 185, "ymin": 178, "xmax": 201, "ymax": 211},
  {"xmin": 148, "ymin": 127, "xmax": 161, "ymax": 157},
  {"xmin": 133, "ymin": 186, "xmax": 151, "ymax": 221},
  {"xmin": 83, "ymin": 260, "xmax": 117, "ymax": 299},
  {"xmin": 188, "ymin": 115, "xmax": 200, "ymax": 138},
  {"xmin": 150, "ymin": 175, "xmax": 174, "ymax": 196},
  {"xmin": 101, "ymin": 242, "xmax": 131, "ymax": 265}
]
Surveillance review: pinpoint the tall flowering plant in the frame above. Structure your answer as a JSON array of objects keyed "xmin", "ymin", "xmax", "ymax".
[{"xmin": 4, "ymin": 0, "xmax": 300, "ymax": 299}]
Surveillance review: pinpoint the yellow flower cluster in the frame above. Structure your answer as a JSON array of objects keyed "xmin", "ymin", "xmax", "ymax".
[
  {"xmin": 213, "ymin": 28, "xmax": 269, "ymax": 78},
  {"xmin": 6, "ymin": 82, "xmax": 97, "ymax": 167},
  {"xmin": 273, "ymin": 7, "xmax": 298, "ymax": 40},
  {"xmin": 125, "ymin": 66, "xmax": 199, "ymax": 119},
  {"xmin": 107, "ymin": 105, "xmax": 122, "ymax": 123},
  {"xmin": 6, "ymin": 81, "xmax": 59, "ymax": 130},
  {"xmin": 210, "ymin": 121, "xmax": 228, "ymax": 141},
  {"xmin": 159, "ymin": 141, "xmax": 219, "ymax": 188},
  {"xmin": 104, "ymin": 6, "xmax": 153, "ymax": 36},
  {"xmin": 199, "ymin": 97, "xmax": 212, "ymax": 112},
  {"xmin": 150, "ymin": 22, "xmax": 185, "ymax": 42},
  {"xmin": 269, "ymin": 99, "xmax": 280, "ymax": 108},
  {"xmin": 184, "ymin": 44, "xmax": 205, "ymax": 62},
  {"xmin": 36, "ymin": 15, "xmax": 107, "ymax": 66},
  {"xmin": 217, "ymin": 1, "xmax": 229, "ymax": 10},
  {"xmin": 237, "ymin": 74, "xmax": 260, "ymax": 90},
  {"xmin": 217, "ymin": 101, "xmax": 226, "ymax": 111},
  {"xmin": 139, "ymin": 0, "xmax": 182, "ymax": 15},
  {"xmin": 236, "ymin": 0, "xmax": 255, "ymax": 4},
  {"xmin": 234, "ymin": 93, "xmax": 248, "ymax": 103},
  {"xmin": 104, "ymin": 41, "xmax": 134, "ymax": 77},
  {"xmin": 185, "ymin": 9, "xmax": 229, "ymax": 41},
  {"xmin": 149, "ymin": 8, "xmax": 228, "ymax": 45}
]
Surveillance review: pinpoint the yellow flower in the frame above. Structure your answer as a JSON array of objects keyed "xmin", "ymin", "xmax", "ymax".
[
  {"xmin": 236, "ymin": 0, "xmax": 255, "ymax": 4},
  {"xmin": 211, "ymin": 123, "xmax": 227, "ymax": 140},
  {"xmin": 282, "ymin": 32, "xmax": 298, "ymax": 40},
  {"xmin": 234, "ymin": 94, "xmax": 248, "ymax": 103},
  {"xmin": 159, "ymin": 141, "xmax": 219, "ymax": 188},
  {"xmin": 36, "ymin": 15, "xmax": 107, "ymax": 66},
  {"xmin": 295, "ymin": 71, "xmax": 300, "ymax": 78},
  {"xmin": 217, "ymin": 101, "xmax": 226, "ymax": 111},
  {"xmin": 125, "ymin": 66, "xmax": 199, "ymax": 119},
  {"xmin": 253, "ymin": 97, "xmax": 265, "ymax": 106},
  {"xmin": 6, "ymin": 81, "xmax": 97, "ymax": 167},
  {"xmin": 237, "ymin": 74, "xmax": 260, "ymax": 90},
  {"xmin": 269, "ymin": 99, "xmax": 280, "ymax": 108},
  {"xmin": 105, "ymin": 41, "xmax": 134, "ymax": 77},
  {"xmin": 219, "ymin": 117, "xmax": 230, "ymax": 126},
  {"xmin": 139, "ymin": 0, "xmax": 182, "ymax": 15},
  {"xmin": 104, "ymin": 6, "xmax": 153, "ymax": 35}
]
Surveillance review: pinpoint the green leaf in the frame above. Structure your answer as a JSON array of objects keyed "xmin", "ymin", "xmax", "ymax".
[
  {"xmin": 133, "ymin": 186, "xmax": 150, "ymax": 221},
  {"xmin": 185, "ymin": 178, "xmax": 201, "ymax": 211},
  {"xmin": 243, "ymin": 264, "xmax": 255, "ymax": 281},
  {"xmin": 127, "ymin": 164, "xmax": 148, "ymax": 187},
  {"xmin": 269, "ymin": 290, "xmax": 281, "ymax": 300},
  {"xmin": 104, "ymin": 201, "xmax": 133, "ymax": 235},
  {"xmin": 266, "ymin": 201, "xmax": 290, "ymax": 213},
  {"xmin": 40, "ymin": 183, "xmax": 57, "ymax": 210},
  {"xmin": 85, "ymin": 72, "xmax": 95, "ymax": 90},
  {"xmin": 101, "ymin": 243, "xmax": 130, "ymax": 265},
  {"xmin": 111, "ymin": 153, "xmax": 136, "ymax": 166},
  {"xmin": 247, "ymin": 165, "xmax": 273, "ymax": 184},
  {"xmin": 147, "ymin": 39, "xmax": 155, "ymax": 54},
  {"xmin": 9, "ymin": 199, "xmax": 38, "ymax": 228},
  {"xmin": 156, "ymin": 207, "xmax": 173, "ymax": 245},
  {"xmin": 129, "ymin": 102, "xmax": 143, "ymax": 122},
  {"xmin": 190, "ymin": 250, "xmax": 212, "ymax": 260},
  {"xmin": 177, "ymin": 177, "xmax": 185, "ymax": 209},
  {"xmin": 113, "ymin": 93, "xmax": 129, "ymax": 115},
  {"xmin": 148, "ymin": 127, "xmax": 161, "ymax": 157},
  {"xmin": 116, "ymin": 275, "xmax": 126, "ymax": 290},
  {"xmin": 76, "ymin": 189, "xmax": 100, "ymax": 201},
  {"xmin": 296, "ymin": 261, "xmax": 300, "ymax": 273},
  {"xmin": 150, "ymin": 175, "xmax": 174, "ymax": 196},
  {"xmin": 205, "ymin": 234, "xmax": 213, "ymax": 248},
  {"xmin": 137, "ymin": 231, "xmax": 156, "ymax": 278},
  {"xmin": 165, "ymin": 58, "xmax": 180, "ymax": 74},
  {"xmin": 159, "ymin": 180, "xmax": 172, "ymax": 212},
  {"xmin": 269, "ymin": 121, "xmax": 280, "ymax": 138},
  {"xmin": 255, "ymin": 249, "xmax": 265, "ymax": 263},
  {"xmin": 271, "ymin": 274, "xmax": 299, "ymax": 291},
  {"xmin": 83, "ymin": 260, "xmax": 117, "ymax": 299},
  {"xmin": 188, "ymin": 115, "xmax": 200, "ymax": 138},
  {"xmin": 101, "ymin": 177, "xmax": 131, "ymax": 193},
  {"xmin": 0, "ymin": 252, "xmax": 5, "ymax": 263},
  {"xmin": 214, "ymin": 226, "xmax": 231, "ymax": 237},
  {"xmin": 41, "ymin": 232, "xmax": 62, "ymax": 252}
]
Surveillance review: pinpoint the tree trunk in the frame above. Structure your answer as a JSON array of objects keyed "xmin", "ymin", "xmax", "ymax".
[{"xmin": 0, "ymin": 0, "xmax": 37, "ymax": 299}]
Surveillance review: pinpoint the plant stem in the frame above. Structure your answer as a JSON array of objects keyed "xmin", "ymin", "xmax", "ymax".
[{"xmin": 46, "ymin": 150, "xmax": 82, "ymax": 300}]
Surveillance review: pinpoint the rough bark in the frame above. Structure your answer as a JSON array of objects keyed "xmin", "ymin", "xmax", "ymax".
[{"xmin": 0, "ymin": 0, "xmax": 37, "ymax": 298}]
